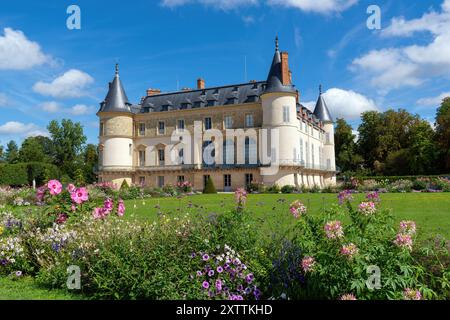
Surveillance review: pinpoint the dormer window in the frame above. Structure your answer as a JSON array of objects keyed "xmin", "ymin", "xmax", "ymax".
[
  {"xmin": 161, "ymin": 105, "xmax": 169, "ymax": 112},
  {"xmin": 207, "ymin": 100, "xmax": 216, "ymax": 107},
  {"xmin": 180, "ymin": 103, "xmax": 191, "ymax": 110}
]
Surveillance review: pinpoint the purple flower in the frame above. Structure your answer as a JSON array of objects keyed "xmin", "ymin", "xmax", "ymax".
[
  {"xmin": 15, "ymin": 271, "xmax": 23, "ymax": 277},
  {"xmin": 190, "ymin": 252, "xmax": 196, "ymax": 258},
  {"xmin": 202, "ymin": 281, "xmax": 210, "ymax": 289},
  {"xmin": 196, "ymin": 271, "xmax": 203, "ymax": 277},
  {"xmin": 245, "ymin": 273, "xmax": 254, "ymax": 284},
  {"xmin": 202, "ymin": 254, "xmax": 210, "ymax": 261},
  {"xmin": 208, "ymin": 270, "xmax": 215, "ymax": 277},
  {"xmin": 217, "ymin": 266, "xmax": 224, "ymax": 273}
]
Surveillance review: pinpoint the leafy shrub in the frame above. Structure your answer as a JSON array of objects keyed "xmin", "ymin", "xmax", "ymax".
[
  {"xmin": 0, "ymin": 163, "xmax": 29, "ymax": 186},
  {"xmin": 281, "ymin": 185, "xmax": 296, "ymax": 194},
  {"xmin": 120, "ymin": 179, "xmax": 129, "ymax": 190},
  {"xmin": 388, "ymin": 179, "xmax": 413, "ymax": 193},
  {"xmin": 412, "ymin": 179, "xmax": 427, "ymax": 191},
  {"xmin": 162, "ymin": 184, "xmax": 177, "ymax": 196},
  {"xmin": 266, "ymin": 184, "xmax": 280, "ymax": 194},
  {"xmin": 203, "ymin": 176, "xmax": 217, "ymax": 194},
  {"xmin": 246, "ymin": 182, "xmax": 266, "ymax": 193}
]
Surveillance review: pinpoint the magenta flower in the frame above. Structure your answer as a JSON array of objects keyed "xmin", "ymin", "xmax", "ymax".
[
  {"xmin": 358, "ymin": 202, "xmax": 377, "ymax": 216},
  {"xmin": 217, "ymin": 266, "xmax": 224, "ymax": 273},
  {"xmin": 366, "ymin": 191, "xmax": 380, "ymax": 203},
  {"xmin": 289, "ymin": 200, "xmax": 307, "ymax": 218},
  {"xmin": 215, "ymin": 279, "xmax": 222, "ymax": 291},
  {"xmin": 47, "ymin": 180, "xmax": 62, "ymax": 196},
  {"xmin": 202, "ymin": 254, "xmax": 210, "ymax": 261},
  {"xmin": 55, "ymin": 213, "xmax": 68, "ymax": 224},
  {"xmin": 208, "ymin": 270, "xmax": 214, "ymax": 277},
  {"xmin": 338, "ymin": 190, "xmax": 353, "ymax": 205},
  {"xmin": 235, "ymin": 187, "xmax": 247, "ymax": 207},
  {"xmin": 36, "ymin": 186, "xmax": 46, "ymax": 202},
  {"xmin": 202, "ymin": 281, "xmax": 210, "ymax": 289},
  {"xmin": 340, "ymin": 293, "xmax": 357, "ymax": 300},
  {"xmin": 394, "ymin": 233, "xmax": 413, "ymax": 251},
  {"xmin": 67, "ymin": 183, "xmax": 76, "ymax": 193},
  {"xmin": 93, "ymin": 207, "xmax": 110, "ymax": 219},
  {"xmin": 340, "ymin": 243, "xmax": 358, "ymax": 259},
  {"xmin": 71, "ymin": 187, "xmax": 89, "ymax": 204},
  {"xmin": 399, "ymin": 220, "xmax": 416, "ymax": 235},
  {"xmin": 403, "ymin": 288, "xmax": 422, "ymax": 300},
  {"xmin": 324, "ymin": 220, "xmax": 344, "ymax": 239},
  {"xmin": 301, "ymin": 256, "xmax": 316, "ymax": 272}
]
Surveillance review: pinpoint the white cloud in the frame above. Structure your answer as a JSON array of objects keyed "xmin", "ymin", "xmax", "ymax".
[
  {"xmin": 161, "ymin": 0, "xmax": 357, "ymax": 13},
  {"xmin": 0, "ymin": 121, "xmax": 48, "ymax": 137},
  {"xmin": 351, "ymin": 0, "xmax": 450, "ymax": 93},
  {"xmin": 268, "ymin": 0, "xmax": 358, "ymax": 14},
  {"xmin": 40, "ymin": 101, "xmax": 62, "ymax": 113},
  {"xmin": 417, "ymin": 91, "xmax": 450, "ymax": 106},
  {"xmin": 161, "ymin": 0, "xmax": 258, "ymax": 10},
  {"xmin": 70, "ymin": 104, "xmax": 92, "ymax": 115},
  {"xmin": 0, "ymin": 28, "xmax": 51, "ymax": 70},
  {"xmin": 303, "ymin": 88, "xmax": 378, "ymax": 120},
  {"xmin": 33, "ymin": 69, "xmax": 94, "ymax": 99},
  {"xmin": 0, "ymin": 93, "xmax": 8, "ymax": 107},
  {"xmin": 242, "ymin": 15, "xmax": 256, "ymax": 24}
]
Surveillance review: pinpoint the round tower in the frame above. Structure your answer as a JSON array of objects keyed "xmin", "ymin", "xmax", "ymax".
[
  {"xmin": 260, "ymin": 37, "xmax": 298, "ymax": 187},
  {"xmin": 313, "ymin": 85, "xmax": 336, "ymax": 186},
  {"xmin": 97, "ymin": 64, "xmax": 134, "ymax": 186}
]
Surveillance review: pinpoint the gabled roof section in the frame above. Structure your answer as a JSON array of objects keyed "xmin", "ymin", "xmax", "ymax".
[
  {"xmin": 263, "ymin": 37, "xmax": 296, "ymax": 94},
  {"xmin": 313, "ymin": 85, "xmax": 333, "ymax": 123},
  {"xmin": 98, "ymin": 64, "xmax": 132, "ymax": 113}
]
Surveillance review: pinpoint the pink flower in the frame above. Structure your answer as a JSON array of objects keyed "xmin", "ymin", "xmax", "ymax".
[
  {"xmin": 340, "ymin": 293, "xmax": 357, "ymax": 300},
  {"xmin": 92, "ymin": 207, "xmax": 110, "ymax": 219},
  {"xmin": 301, "ymin": 256, "xmax": 316, "ymax": 272},
  {"xmin": 104, "ymin": 198, "xmax": 113, "ymax": 211},
  {"xmin": 324, "ymin": 220, "xmax": 344, "ymax": 239},
  {"xmin": 235, "ymin": 188, "xmax": 247, "ymax": 207},
  {"xmin": 36, "ymin": 186, "xmax": 46, "ymax": 201},
  {"xmin": 47, "ymin": 180, "xmax": 62, "ymax": 196},
  {"xmin": 67, "ymin": 183, "xmax": 76, "ymax": 193},
  {"xmin": 289, "ymin": 200, "xmax": 307, "ymax": 218},
  {"xmin": 117, "ymin": 199, "xmax": 125, "ymax": 216},
  {"xmin": 358, "ymin": 202, "xmax": 377, "ymax": 216},
  {"xmin": 71, "ymin": 204, "xmax": 76, "ymax": 212},
  {"xmin": 340, "ymin": 243, "xmax": 358, "ymax": 259},
  {"xmin": 338, "ymin": 190, "xmax": 353, "ymax": 205},
  {"xmin": 403, "ymin": 288, "xmax": 422, "ymax": 300},
  {"xmin": 71, "ymin": 187, "xmax": 89, "ymax": 204},
  {"xmin": 399, "ymin": 220, "xmax": 416, "ymax": 235},
  {"xmin": 366, "ymin": 191, "xmax": 380, "ymax": 203},
  {"xmin": 394, "ymin": 233, "xmax": 413, "ymax": 251},
  {"xmin": 55, "ymin": 213, "xmax": 68, "ymax": 224}
]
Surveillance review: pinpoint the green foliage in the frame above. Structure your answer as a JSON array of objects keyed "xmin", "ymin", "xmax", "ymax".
[
  {"xmin": 0, "ymin": 162, "xmax": 60, "ymax": 187},
  {"xmin": 266, "ymin": 184, "xmax": 280, "ymax": 194},
  {"xmin": 335, "ymin": 118, "xmax": 363, "ymax": 172},
  {"xmin": 435, "ymin": 97, "xmax": 450, "ymax": 172},
  {"xmin": 203, "ymin": 176, "xmax": 217, "ymax": 194},
  {"xmin": 120, "ymin": 179, "xmax": 129, "ymax": 190},
  {"xmin": 281, "ymin": 185, "xmax": 296, "ymax": 194},
  {"xmin": 4, "ymin": 140, "xmax": 19, "ymax": 164},
  {"xmin": 18, "ymin": 137, "xmax": 52, "ymax": 163}
]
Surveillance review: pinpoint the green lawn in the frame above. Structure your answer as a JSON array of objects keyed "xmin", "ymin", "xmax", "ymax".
[
  {"xmin": 124, "ymin": 192, "xmax": 450, "ymax": 239},
  {"xmin": 0, "ymin": 276, "xmax": 79, "ymax": 300}
]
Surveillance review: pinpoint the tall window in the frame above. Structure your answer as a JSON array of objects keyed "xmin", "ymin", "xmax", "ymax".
[
  {"xmin": 245, "ymin": 137, "xmax": 257, "ymax": 165},
  {"xmin": 158, "ymin": 149, "xmax": 165, "ymax": 165},
  {"xmin": 139, "ymin": 123, "xmax": 145, "ymax": 136},
  {"xmin": 224, "ymin": 174, "xmax": 231, "ymax": 188},
  {"xmin": 203, "ymin": 141, "xmax": 215, "ymax": 166},
  {"xmin": 139, "ymin": 150, "xmax": 145, "ymax": 167},
  {"xmin": 326, "ymin": 133, "xmax": 330, "ymax": 144},
  {"xmin": 139, "ymin": 176, "xmax": 145, "ymax": 185},
  {"xmin": 100, "ymin": 122, "xmax": 104, "ymax": 136},
  {"xmin": 299, "ymin": 138, "xmax": 304, "ymax": 163},
  {"xmin": 179, "ymin": 148, "xmax": 184, "ymax": 165},
  {"xmin": 203, "ymin": 175, "xmax": 210, "ymax": 188},
  {"xmin": 158, "ymin": 121, "xmax": 165, "ymax": 135},
  {"xmin": 223, "ymin": 139, "xmax": 234, "ymax": 165},
  {"xmin": 177, "ymin": 175, "xmax": 185, "ymax": 183},
  {"xmin": 204, "ymin": 117, "xmax": 212, "ymax": 130},
  {"xmin": 177, "ymin": 119, "xmax": 185, "ymax": 131},
  {"xmin": 158, "ymin": 176, "xmax": 164, "ymax": 188},
  {"xmin": 224, "ymin": 115, "xmax": 233, "ymax": 129},
  {"xmin": 245, "ymin": 114, "xmax": 254, "ymax": 127},
  {"xmin": 245, "ymin": 173, "xmax": 253, "ymax": 186},
  {"xmin": 305, "ymin": 141, "xmax": 309, "ymax": 166},
  {"xmin": 311, "ymin": 144, "xmax": 315, "ymax": 168},
  {"xmin": 283, "ymin": 106, "xmax": 290, "ymax": 122}
]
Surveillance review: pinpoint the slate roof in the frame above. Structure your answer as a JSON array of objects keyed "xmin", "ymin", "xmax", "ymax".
[
  {"xmin": 313, "ymin": 86, "xmax": 333, "ymax": 123},
  {"xmin": 138, "ymin": 81, "xmax": 265, "ymax": 113},
  {"xmin": 98, "ymin": 64, "xmax": 133, "ymax": 113}
]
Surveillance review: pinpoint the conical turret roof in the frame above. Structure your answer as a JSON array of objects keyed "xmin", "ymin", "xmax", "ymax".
[
  {"xmin": 263, "ymin": 37, "xmax": 295, "ymax": 94},
  {"xmin": 313, "ymin": 85, "xmax": 333, "ymax": 123},
  {"xmin": 98, "ymin": 64, "xmax": 132, "ymax": 113}
]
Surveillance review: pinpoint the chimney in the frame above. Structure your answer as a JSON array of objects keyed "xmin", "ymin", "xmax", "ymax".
[
  {"xmin": 280, "ymin": 52, "xmax": 291, "ymax": 85},
  {"xmin": 197, "ymin": 78, "xmax": 205, "ymax": 89},
  {"xmin": 146, "ymin": 88, "xmax": 161, "ymax": 96}
]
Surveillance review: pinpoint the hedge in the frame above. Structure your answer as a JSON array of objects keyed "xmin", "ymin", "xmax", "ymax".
[
  {"xmin": 340, "ymin": 175, "xmax": 450, "ymax": 182},
  {"xmin": 0, "ymin": 162, "xmax": 60, "ymax": 187}
]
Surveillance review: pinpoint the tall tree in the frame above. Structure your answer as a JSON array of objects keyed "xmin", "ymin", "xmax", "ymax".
[
  {"xmin": 435, "ymin": 97, "xmax": 450, "ymax": 171},
  {"xmin": 0, "ymin": 144, "xmax": 3, "ymax": 161},
  {"xmin": 82, "ymin": 143, "xmax": 98, "ymax": 183},
  {"xmin": 18, "ymin": 136, "xmax": 51, "ymax": 163},
  {"xmin": 4, "ymin": 140, "xmax": 19, "ymax": 164},
  {"xmin": 47, "ymin": 119, "xmax": 87, "ymax": 176},
  {"xmin": 357, "ymin": 111, "xmax": 383, "ymax": 171},
  {"xmin": 407, "ymin": 120, "xmax": 438, "ymax": 174},
  {"xmin": 334, "ymin": 118, "xmax": 363, "ymax": 173}
]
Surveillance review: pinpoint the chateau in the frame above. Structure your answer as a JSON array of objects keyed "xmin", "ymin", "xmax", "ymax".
[{"xmin": 97, "ymin": 39, "xmax": 336, "ymax": 191}]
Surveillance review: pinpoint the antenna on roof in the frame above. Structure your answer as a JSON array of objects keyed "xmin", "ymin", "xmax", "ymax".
[
  {"xmin": 115, "ymin": 63, "xmax": 119, "ymax": 76},
  {"xmin": 275, "ymin": 35, "xmax": 279, "ymax": 51},
  {"xmin": 319, "ymin": 84, "xmax": 322, "ymax": 95}
]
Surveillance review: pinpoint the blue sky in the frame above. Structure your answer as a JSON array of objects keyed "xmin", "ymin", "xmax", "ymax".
[{"xmin": 1, "ymin": 0, "xmax": 449, "ymax": 147}]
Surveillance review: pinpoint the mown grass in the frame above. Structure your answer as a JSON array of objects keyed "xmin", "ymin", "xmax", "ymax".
[{"xmin": 124, "ymin": 192, "xmax": 450, "ymax": 240}]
